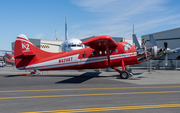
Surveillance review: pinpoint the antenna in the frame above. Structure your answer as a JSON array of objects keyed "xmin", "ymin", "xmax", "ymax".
[
  {"xmin": 133, "ymin": 24, "xmax": 134, "ymax": 34},
  {"xmin": 65, "ymin": 16, "xmax": 68, "ymax": 40},
  {"xmin": 55, "ymin": 30, "xmax": 58, "ymax": 40}
]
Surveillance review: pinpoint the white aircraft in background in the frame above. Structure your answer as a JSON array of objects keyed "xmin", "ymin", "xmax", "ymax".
[{"xmin": 61, "ymin": 16, "xmax": 84, "ymax": 52}]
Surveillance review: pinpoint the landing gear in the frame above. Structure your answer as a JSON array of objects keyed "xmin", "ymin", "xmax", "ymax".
[
  {"xmin": 30, "ymin": 70, "xmax": 38, "ymax": 75},
  {"xmin": 111, "ymin": 67, "xmax": 132, "ymax": 79},
  {"xmin": 120, "ymin": 71, "xmax": 129, "ymax": 79},
  {"xmin": 111, "ymin": 60, "xmax": 133, "ymax": 79}
]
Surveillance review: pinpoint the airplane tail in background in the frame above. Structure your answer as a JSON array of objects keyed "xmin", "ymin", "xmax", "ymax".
[
  {"xmin": 65, "ymin": 16, "xmax": 68, "ymax": 40},
  {"xmin": 132, "ymin": 34, "xmax": 140, "ymax": 46},
  {"xmin": 149, "ymin": 34, "xmax": 158, "ymax": 46},
  {"xmin": 14, "ymin": 34, "xmax": 57, "ymax": 70}
]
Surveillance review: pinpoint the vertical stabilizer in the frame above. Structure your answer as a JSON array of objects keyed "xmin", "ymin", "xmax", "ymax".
[
  {"xmin": 14, "ymin": 34, "xmax": 57, "ymax": 70},
  {"xmin": 65, "ymin": 16, "xmax": 68, "ymax": 40},
  {"xmin": 133, "ymin": 34, "xmax": 140, "ymax": 46},
  {"xmin": 132, "ymin": 24, "xmax": 140, "ymax": 46},
  {"xmin": 149, "ymin": 34, "xmax": 158, "ymax": 46}
]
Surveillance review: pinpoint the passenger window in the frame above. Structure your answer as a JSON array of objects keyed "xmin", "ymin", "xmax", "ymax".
[
  {"xmin": 103, "ymin": 50, "xmax": 107, "ymax": 54},
  {"xmin": 83, "ymin": 54, "xmax": 86, "ymax": 58},
  {"xmin": 92, "ymin": 52, "xmax": 96, "ymax": 56},
  {"xmin": 115, "ymin": 49, "xmax": 118, "ymax": 53},
  {"xmin": 98, "ymin": 51, "xmax": 102, "ymax": 55},
  {"xmin": 109, "ymin": 50, "xmax": 112, "ymax": 54}
]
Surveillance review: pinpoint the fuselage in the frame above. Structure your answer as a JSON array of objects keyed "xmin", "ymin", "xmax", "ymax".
[{"xmin": 18, "ymin": 42, "xmax": 138, "ymax": 71}]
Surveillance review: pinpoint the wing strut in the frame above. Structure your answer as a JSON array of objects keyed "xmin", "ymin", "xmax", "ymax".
[{"xmin": 105, "ymin": 41, "xmax": 111, "ymax": 66}]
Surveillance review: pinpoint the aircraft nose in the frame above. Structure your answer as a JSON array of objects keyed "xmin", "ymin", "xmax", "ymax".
[{"xmin": 136, "ymin": 45, "xmax": 164, "ymax": 62}]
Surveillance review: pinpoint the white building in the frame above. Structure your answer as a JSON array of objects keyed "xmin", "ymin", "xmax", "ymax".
[{"xmin": 12, "ymin": 38, "xmax": 64, "ymax": 53}]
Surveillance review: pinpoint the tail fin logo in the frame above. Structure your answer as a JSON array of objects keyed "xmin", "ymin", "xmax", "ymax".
[{"xmin": 22, "ymin": 43, "xmax": 30, "ymax": 52}]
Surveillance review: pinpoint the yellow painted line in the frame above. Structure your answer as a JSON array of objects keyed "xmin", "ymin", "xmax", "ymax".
[
  {"xmin": 1, "ymin": 86, "xmax": 180, "ymax": 93},
  {"xmin": 21, "ymin": 103, "xmax": 180, "ymax": 113},
  {"xmin": 1, "ymin": 90, "xmax": 180, "ymax": 100}
]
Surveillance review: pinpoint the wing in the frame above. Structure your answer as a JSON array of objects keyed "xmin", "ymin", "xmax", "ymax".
[
  {"xmin": 81, "ymin": 35, "xmax": 117, "ymax": 49},
  {"xmin": 81, "ymin": 35, "xmax": 117, "ymax": 65}
]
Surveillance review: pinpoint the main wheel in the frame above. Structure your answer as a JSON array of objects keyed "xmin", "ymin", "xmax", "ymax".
[{"xmin": 120, "ymin": 71, "xmax": 129, "ymax": 79}]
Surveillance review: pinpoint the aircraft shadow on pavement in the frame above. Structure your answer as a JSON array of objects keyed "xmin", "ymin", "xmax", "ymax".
[
  {"xmin": 55, "ymin": 72, "xmax": 102, "ymax": 84},
  {"xmin": 5, "ymin": 74, "xmax": 30, "ymax": 77}
]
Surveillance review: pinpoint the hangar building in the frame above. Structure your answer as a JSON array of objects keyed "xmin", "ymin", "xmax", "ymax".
[
  {"xmin": 141, "ymin": 27, "xmax": 180, "ymax": 68},
  {"xmin": 141, "ymin": 27, "xmax": 180, "ymax": 49}
]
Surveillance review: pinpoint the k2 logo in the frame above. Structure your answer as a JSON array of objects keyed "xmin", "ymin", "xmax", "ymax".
[{"xmin": 22, "ymin": 43, "xmax": 30, "ymax": 52}]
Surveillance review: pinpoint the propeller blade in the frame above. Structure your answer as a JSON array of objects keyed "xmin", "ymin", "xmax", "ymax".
[
  {"xmin": 164, "ymin": 42, "xmax": 168, "ymax": 50},
  {"xmin": 165, "ymin": 53, "xmax": 168, "ymax": 66}
]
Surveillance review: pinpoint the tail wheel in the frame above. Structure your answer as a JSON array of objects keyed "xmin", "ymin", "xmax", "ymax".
[{"xmin": 120, "ymin": 71, "xmax": 129, "ymax": 79}]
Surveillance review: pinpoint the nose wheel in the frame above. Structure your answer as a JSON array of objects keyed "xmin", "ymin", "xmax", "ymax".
[
  {"xmin": 111, "ymin": 60, "xmax": 133, "ymax": 79},
  {"xmin": 120, "ymin": 71, "xmax": 129, "ymax": 79},
  {"xmin": 111, "ymin": 67, "xmax": 132, "ymax": 79}
]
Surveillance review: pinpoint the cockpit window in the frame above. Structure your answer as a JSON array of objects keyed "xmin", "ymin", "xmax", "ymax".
[
  {"xmin": 124, "ymin": 43, "xmax": 132, "ymax": 51},
  {"xmin": 71, "ymin": 44, "xmax": 76, "ymax": 47},
  {"xmin": 69, "ymin": 44, "xmax": 82, "ymax": 47}
]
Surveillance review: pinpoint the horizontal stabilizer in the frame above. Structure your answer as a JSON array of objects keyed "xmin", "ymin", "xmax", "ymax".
[{"xmin": 15, "ymin": 53, "xmax": 36, "ymax": 59}]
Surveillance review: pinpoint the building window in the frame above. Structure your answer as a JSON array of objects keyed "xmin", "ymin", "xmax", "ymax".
[{"xmin": 41, "ymin": 45, "xmax": 50, "ymax": 48}]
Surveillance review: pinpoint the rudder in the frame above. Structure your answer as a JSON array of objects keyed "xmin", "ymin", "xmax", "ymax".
[{"xmin": 15, "ymin": 34, "xmax": 41, "ymax": 69}]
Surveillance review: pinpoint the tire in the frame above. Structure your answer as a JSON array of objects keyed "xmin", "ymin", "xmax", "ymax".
[{"xmin": 120, "ymin": 71, "xmax": 129, "ymax": 79}]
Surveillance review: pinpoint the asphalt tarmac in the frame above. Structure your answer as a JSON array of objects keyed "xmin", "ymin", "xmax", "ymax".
[{"xmin": 0, "ymin": 66, "xmax": 180, "ymax": 113}]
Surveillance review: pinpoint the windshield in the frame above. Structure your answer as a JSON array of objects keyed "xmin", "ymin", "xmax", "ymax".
[
  {"xmin": 124, "ymin": 43, "xmax": 132, "ymax": 51},
  {"xmin": 70, "ymin": 44, "xmax": 82, "ymax": 47}
]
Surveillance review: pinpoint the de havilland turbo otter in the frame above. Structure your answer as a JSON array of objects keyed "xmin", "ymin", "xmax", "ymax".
[{"xmin": 14, "ymin": 34, "xmax": 164, "ymax": 79}]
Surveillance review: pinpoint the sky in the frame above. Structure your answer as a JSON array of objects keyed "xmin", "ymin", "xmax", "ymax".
[{"xmin": 0, "ymin": 0, "xmax": 180, "ymax": 51}]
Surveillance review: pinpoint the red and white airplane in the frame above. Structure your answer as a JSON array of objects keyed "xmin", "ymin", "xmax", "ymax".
[
  {"xmin": 0, "ymin": 50, "xmax": 15, "ymax": 66},
  {"xmin": 3, "ymin": 53, "xmax": 14, "ymax": 66},
  {"xmin": 14, "ymin": 34, "xmax": 163, "ymax": 79}
]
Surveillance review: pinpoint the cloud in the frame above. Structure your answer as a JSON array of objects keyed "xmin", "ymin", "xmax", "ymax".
[
  {"xmin": 34, "ymin": 33, "xmax": 44, "ymax": 39},
  {"xmin": 72, "ymin": 0, "xmax": 180, "ymax": 38}
]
